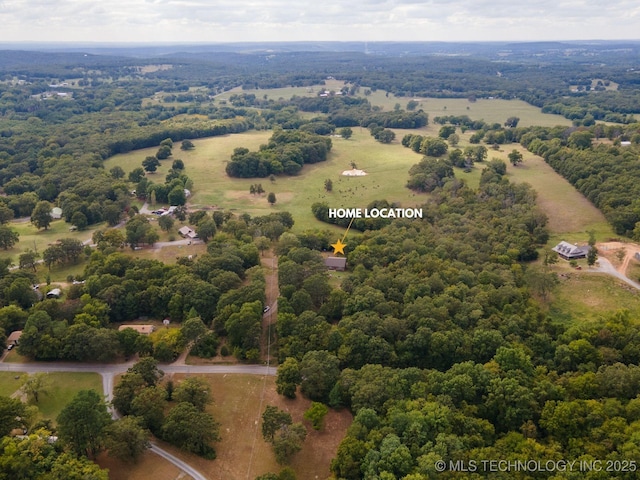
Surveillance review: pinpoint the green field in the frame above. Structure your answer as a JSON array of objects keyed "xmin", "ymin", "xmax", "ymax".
[
  {"xmin": 31, "ymin": 372, "xmax": 103, "ymax": 423},
  {"xmin": 548, "ymin": 271, "xmax": 640, "ymax": 323},
  {"xmin": 488, "ymin": 145, "xmax": 614, "ymax": 241},
  {"xmin": 0, "ymin": 371, "xmax": 26, "ymax": 396},
  {"xmin": 218, "ymin": 82, "xmax": 573, "ymax": 128},
  {"xmin": 106, "ymin": 129, "xmax": 426, "ymax": 231},
  {"xmin": 1, "ymin": 218, "xmax": 97, "ymax": 261}
]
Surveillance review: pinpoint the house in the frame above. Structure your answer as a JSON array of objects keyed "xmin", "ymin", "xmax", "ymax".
[
  {"xmin": 118, "ymin": 324, "xmax": 155, "ymax": 335},
  {"xmin": 178, "ymin": 226, "xmax": 198, "ymax": 239},
  {"xmin": 7, "ymin": 330, "xmax": 22, "ymax": 345},
  {"xmin": 552, "ymin": 241, "xmax": 591, "ymax": 260},
  {"xmin": 46, "ymin": 288, "xmax": 62, "ymax": 298},
  {"xmin": 325, "ymin": 257, "xmax": 347, "ymax": 271}
]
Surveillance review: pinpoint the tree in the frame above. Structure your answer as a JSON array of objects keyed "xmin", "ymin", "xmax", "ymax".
[
  {"xmin": 19, "ymin": 249, "xmax": 39, "ymax": 272},
  {"xmin": 255, "ymin": 236, "xmax": 271, "ymax": 256},
  {"xmin": 156, "ymin": 145, "xmax": 172, "ymax": 160},
  {"xmin": 324, "ymin": 179, "xmax": 333, "ymax": 192},
  {"xmin": 181, "ymin": 316, "xmax": 207, "ymax": 342},
  {"xmin": 0, "ymin": 395, "xmax": 25, "ymax": 436},
  {"xmin": 129, "ymin": 167, "xmax": 145, "ymax": 183},
  {"xmin": 0, "ymin": 433, "xmax": 109, "ymax": 479},
  {"xmin": 161, "ymin": 402, "xmax": 220, "ymax": 458},
  {"xmin": 103, "ymin": 416, "xmax": 150, "ymax": 463},
  {"xmin": 504, "ymin": 116, "xmax": 520, "ymax": 128},
  {"xmin": 568, "ymin": 130, "xmax": 593, "ymax": 149},
  {"xmin": 57, "ymin": 389, "xmax": 112, "ymax": 457},
  {"xmin": 172, "ymin": 159, "xmax": 185, "ymax": 170},
  {"xmin": 262, "ymin": 405, "xmax": 292, "ymax": 442},
  {"xmin": 31, "ymin": 200, "xmax": 53, "ymax": 230},
  {"xmin": 438, "ymin": 125, "xmax": 456, "ymax": 139},
  {"xmin": 304, "ymin": 402, "xmax": 329, "ymax": 430},
  {"xmin": 0, "ymin": 225, "xmax": 19, "ymax": 250},
  {"xmin": 268, "ymin": 192, "xmax": 277, "ymax": 205},
  {"xmin": 508, "ymin": 149, "xmax": 524, "ymax": 166},
  {"xmin": 168, "ymin": 186, "xmax": 187, "ymax": 206},
  {"xmin": 142, "ymin": 156, "xmax": 160, "ymax": 173},
  {"xmin": 0, "ymin": 203, "xmax": 14, "ymax": 224},
  {"xmin": 196, "ymin": 219, "xmax": 217, "ymax": 242},
  {"xmin": 273, "ymin": 423, "xmax": 307, "ymax": 464},
  {"xmin": 339, "ymin": 127, "xmax": 353, "ymax": 139},
  {"xmin": 129, "ymin": 357, "xmax": 164, "ymax": 386},
  {"xmin": 21, "ymin": 372, "xmax": 50, "ymax": 403},
  {"xmin": 112, "ymin": 373, "xmax": 146, "ymax": 416},
  {"xmin": 181, "ymin": 140, "xmax": 195, "ymax": 150},
  {"xmin": 173, "ymin": 377, "xmax": 212, "ymax": 411},
  {"xmin": 71, "ymin": 211, "xmax": 88, "ymax": 230},
  {"xmin": 587, "ymin": 245, "xmax": 598, "ymax": 267},
  {"xmin": 130, "ymin": 386, "xmax": 166, "ymax": 433},
  {"xmin": 300, "ymin": 350, "xmax": 340, "ymax": 402},
  {"xmin": 277, "ymin": 357, "xmax": 301, "ymax": 399},
  {"xmin": 110, "ymin": 166, "xmax": 125, "ymax": 179},
  {"xmin": 158, "ymin": 215, "xmax": 174, "ymax": 232}
]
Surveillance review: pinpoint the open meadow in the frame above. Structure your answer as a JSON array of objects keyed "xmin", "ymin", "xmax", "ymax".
[
  {"xmin": 218, "ymin": 82, "xmax": 573, "ymax": 127},
  {"xmin": 105, "ymin": 129, "xmax": 426, "ymax": 231}
]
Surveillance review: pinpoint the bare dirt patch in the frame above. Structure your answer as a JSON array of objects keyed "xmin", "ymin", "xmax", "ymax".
[
  {"xmin": 598, "ymin": 241, "xmax": 640, "ymax": 276},
  {"xmin": 96, "ymin": 449, "xmax": 188, "ymax": 480}
]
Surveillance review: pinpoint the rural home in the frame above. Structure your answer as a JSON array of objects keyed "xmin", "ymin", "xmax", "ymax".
[
  {"xmin": 7, "ymin": 330, "xmax": 22, "ymax": 345},
  {"xmin": 118, "ymin": 325, "xmax": 155, "ymax": 335},
  {"xmin": 552, "ymin": 241, "xmax": 591, "ymax": 260},
  {"xmin": 178, "ymin": 226, "xmax": 198, "ymax": 239},
  {"xmin": 325, "ymin": 257, "xmax": 347, "ymax": 271}
]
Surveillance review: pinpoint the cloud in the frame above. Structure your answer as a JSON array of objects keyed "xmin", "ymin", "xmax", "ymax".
[{"xmin": 0, "ymin": 0, "xmax": 638, "ymax": 42}]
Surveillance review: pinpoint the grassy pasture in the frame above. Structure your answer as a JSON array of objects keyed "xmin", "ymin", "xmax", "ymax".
[
  {"xmin": 547, "ymin": 271, "xmax": 640, "ymax": 323},
  {"xmin": 105, "ymin": 129, "xmax": 427, "ymax": 231},
  {"xmin": 0, "ymin": 371, "xmax": 26, "ymax": 396},
  {"xmin": 491, "ymin": 145, "xmax": 613, "ymax": 241},
  {"xmin": 0, "ymin": 219, "xmax": 98, "ymax": 262},
  {"xmin": 31, "ymin": 372, "xmax": 103, "ymax": 423},
  {"xmin": 218, "ymin": 82, "xmax": 572, "ymax": 128}
]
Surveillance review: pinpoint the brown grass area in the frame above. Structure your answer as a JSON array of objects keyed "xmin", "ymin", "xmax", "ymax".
[
  {"xmin": 502, "ymin": 149, "xmax": 611, "ymax": 238},
  {"xmin": 96, "ymin": 450, "xmax": 189, "ymax": 480},
  {"xmin": 224, "ymin": 190, "xmax": 295, "ymax": 205},
  {"xmin": 160, "ymin": 373, "xmax": 352, "ymax": 480}
]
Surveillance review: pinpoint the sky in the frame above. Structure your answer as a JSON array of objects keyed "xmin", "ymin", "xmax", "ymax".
[{"xmin": 0, "ymin": 0, "xmax": 639, "ymax": 43}]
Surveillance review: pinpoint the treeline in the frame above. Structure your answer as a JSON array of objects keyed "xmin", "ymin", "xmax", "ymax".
[
  {"xmin": 310, "ymin": 200, "xmax": 394, "ymax": 232},
  {"xmin": 226, "ymin": 129, "xmax": 332, "ymax": 178},
  {"xmin": 520, "ymin": 124, "xmax": 640, "ymax": 236}
]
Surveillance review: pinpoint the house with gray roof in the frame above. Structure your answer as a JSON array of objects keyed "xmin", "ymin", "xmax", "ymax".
[{"xmin": 552, "ymin": 241, "xmax": 591, "ymax": 260}]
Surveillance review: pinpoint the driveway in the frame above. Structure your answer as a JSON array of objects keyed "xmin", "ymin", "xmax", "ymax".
[{"xmin": 0, "ymin": 360, "xmax": 275, "ymax": 480}]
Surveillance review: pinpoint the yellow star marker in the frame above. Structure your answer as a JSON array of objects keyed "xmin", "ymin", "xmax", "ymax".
[{"xmin": 331, "ymin": 238, "xmax": 347, "ymax": 255}]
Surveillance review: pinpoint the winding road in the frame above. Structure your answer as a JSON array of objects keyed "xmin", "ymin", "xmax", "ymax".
[{"xmin": 0, "ymin": 360, "xmax": 276, "ymax": 480}]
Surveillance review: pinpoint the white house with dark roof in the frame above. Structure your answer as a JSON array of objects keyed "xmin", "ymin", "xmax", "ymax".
[{"xmin": 552, "ymin": 241, "xmax": 591, "ymax": 260}]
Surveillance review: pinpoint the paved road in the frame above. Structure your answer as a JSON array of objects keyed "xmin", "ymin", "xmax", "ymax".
[
  {"xmin": 150, "ymin": 444, "xmax": 208, "ymax": 480},
  {"xmin": 0, "ymin": 360, "xmax": 275, "ymax": 479}
]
